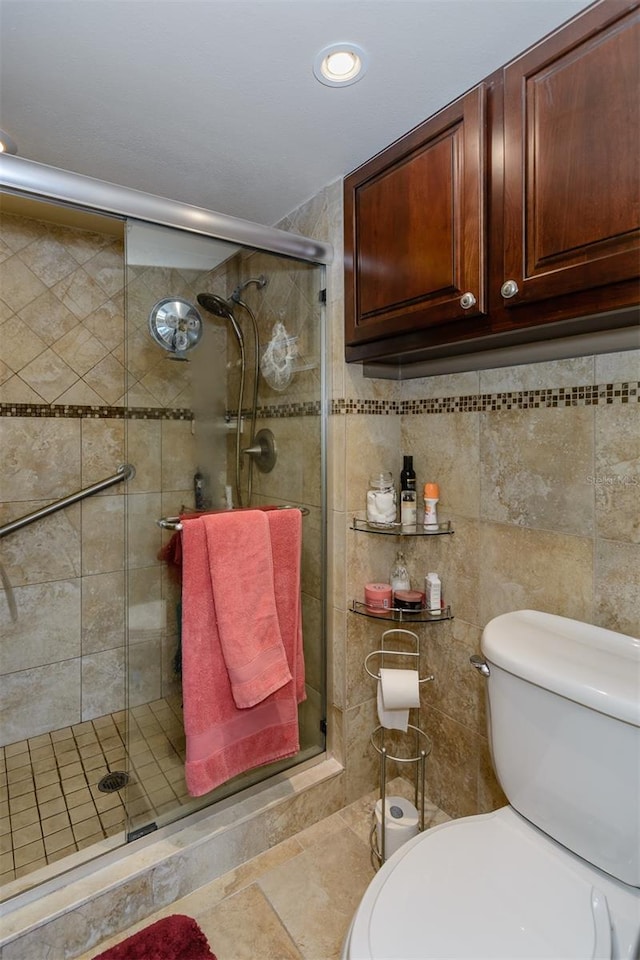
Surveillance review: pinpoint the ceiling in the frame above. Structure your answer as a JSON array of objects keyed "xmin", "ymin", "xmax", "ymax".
[{"xmin": 0, "ymin": 0, "xmax": 593, "ymax": 228}]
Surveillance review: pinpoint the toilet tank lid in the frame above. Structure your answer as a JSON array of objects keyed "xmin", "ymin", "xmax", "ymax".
[{"xmin": 482, "ymin": 610, "xmax": 640, "ymax": 726}]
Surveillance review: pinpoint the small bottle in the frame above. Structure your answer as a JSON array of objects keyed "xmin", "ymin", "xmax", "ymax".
[
  {"xmin": 400, "ymin": 455, "xmax": 417, "ymax": 526},
  {"xmin": 390, "ymin": 551, "xmax": 410, "ymax": 598},
  {"xmin": 400, "ymin": 455, "xmax": 416, "ymax": 493},
  {"xmin": 194, "ymin": 470, "xmax": 207, "ymax": 511},
  {"xmin": 425, "ymin": 572, "xmax": 442, "ymax": 615},
  {"xmin": 423, "ymin": 482, "xmax": 440, "ymax": 529},
  {"xmin": 367, "ymin": 472, "xmax": 397, "ymax": 525}
]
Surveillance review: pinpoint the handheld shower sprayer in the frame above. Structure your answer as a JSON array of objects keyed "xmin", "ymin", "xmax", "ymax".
[
  {"xmin": 197, "ymin": 292, "xmax": 246, "ymax": 508},
  {"xmin": 196, "ymin": 276, "xmax": 268, "ymax": 510},
  {"xmin": 196, "ymin": 293, "xmax": 245, "ymax": 351}
]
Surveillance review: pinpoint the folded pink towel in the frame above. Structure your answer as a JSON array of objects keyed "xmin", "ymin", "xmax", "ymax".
[
  {"xmin": 181, "ymin": 508, "xmax": 305, "ymax": 796},
  {"xmin": 202, "ymin": 510, "xmax": 292, "ymax": 708}
]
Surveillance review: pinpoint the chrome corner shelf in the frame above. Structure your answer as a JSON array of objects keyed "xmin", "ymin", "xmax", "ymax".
[
  {"xmin": 351, "ymin": 600, "xmax": 452, "ymax": 623},
  {"xmin": 351, "ymin": 516, "xmax": 454, "ymax": 536}
]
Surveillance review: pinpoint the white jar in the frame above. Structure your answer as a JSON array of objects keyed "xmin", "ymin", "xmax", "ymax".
[{"xmin": 366, "ymin": 472, "xmax": 397, "ymax": 524}]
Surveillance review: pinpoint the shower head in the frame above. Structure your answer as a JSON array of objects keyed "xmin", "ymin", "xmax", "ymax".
[
  {"xmin": 197, "ymin": 293, "xmax": 245, "ymax": 350},
  {"xmin": 230, "ymin": 275, "xmax": 268, "ymax": 304},
  {"xmin": 197, "ymin": 292, "xmax": 234, "ymax": 321}
]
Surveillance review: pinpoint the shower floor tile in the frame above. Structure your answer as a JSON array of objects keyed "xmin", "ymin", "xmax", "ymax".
[{"xmin": 0, "ymin": 697, "xmax": 187, "ymax": 886}]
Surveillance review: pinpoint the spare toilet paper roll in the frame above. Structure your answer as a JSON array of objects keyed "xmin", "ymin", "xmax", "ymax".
[
  {"xmin": 376, "ymin": 668, "xmax": 420, "ymax": 731},
  {"xmin": 375, "ymin": 795, "xmax": 419, "ymax": 859}
]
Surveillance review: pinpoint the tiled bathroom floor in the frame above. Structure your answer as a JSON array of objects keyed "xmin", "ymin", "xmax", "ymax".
[
  {"xmin": 0, "ymin": 697, "xmax": 188, "ymax": 886},
  {"xmin": 80, "ymin": 781, "xmax": 450, "ymax": 960}
]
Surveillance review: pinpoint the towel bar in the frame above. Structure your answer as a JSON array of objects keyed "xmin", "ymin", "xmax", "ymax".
[{"xmin": 157, "ymin": 504, "xmax": 310, "ymax": 531}]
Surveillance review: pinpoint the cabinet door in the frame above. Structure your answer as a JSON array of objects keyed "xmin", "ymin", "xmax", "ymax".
[
  {"xmin": 344, "ymin": 85, "xmax": 486, "ymax": 346},
  {"xmin": 501, "ymin": 0, "xmax": 640, "ymax": 309}
]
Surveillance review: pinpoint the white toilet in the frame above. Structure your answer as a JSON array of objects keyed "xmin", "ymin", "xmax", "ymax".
[{"xmin": 342, "ymin": 610, "xmax": 640, "ymax": 960}]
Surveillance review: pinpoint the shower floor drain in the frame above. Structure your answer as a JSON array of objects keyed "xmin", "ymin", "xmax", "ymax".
[{"xmin": 97, "ymin": 771, "xmax": 130, "ymax": 793}]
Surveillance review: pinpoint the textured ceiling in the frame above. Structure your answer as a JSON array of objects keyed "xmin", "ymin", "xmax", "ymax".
[{"xmin": 0, "ymin": 0, "xmax": 593, "ymax": 227}]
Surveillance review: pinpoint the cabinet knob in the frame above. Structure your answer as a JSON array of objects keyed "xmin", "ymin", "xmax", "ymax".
[
  {"xmin": 459, "ymin": 292, "xmax": 477, "ymax": 310},
  {"xmin": 500, "ymin": 279, "xmax": 519, "ymax": 299}
]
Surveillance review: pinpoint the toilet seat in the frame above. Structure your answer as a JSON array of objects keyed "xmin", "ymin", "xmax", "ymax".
[{"xmin": 344, "ymin": 807, "xmax": 639, "ymax": 960}]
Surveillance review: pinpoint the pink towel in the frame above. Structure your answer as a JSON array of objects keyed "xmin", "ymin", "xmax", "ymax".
[
  {"xmin": 203, "ymin": 510, "xmax": 292, "ymax": 708},
  {"xmin": 181, "ymin": 508, "xmax": 305, "ymax": 796}
]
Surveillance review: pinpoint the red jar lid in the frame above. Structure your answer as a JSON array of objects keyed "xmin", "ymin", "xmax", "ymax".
[{"xmin": 394, "ymin": 590, "xmax": 424, "ymax": 610}]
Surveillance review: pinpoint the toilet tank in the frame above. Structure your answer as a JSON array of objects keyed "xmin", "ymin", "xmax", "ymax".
[{"xmin": 481, "ymin": 610, "xmax": 640, "ymax": 887}]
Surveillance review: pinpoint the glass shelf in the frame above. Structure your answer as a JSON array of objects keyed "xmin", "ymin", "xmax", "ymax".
[
  {"xmin": 351, "ymin": 516, "xmax": 453, "ymax": 536},
  {"xmin": 351, "ymin": 600, "xmax": 453, "ymax": 622}
]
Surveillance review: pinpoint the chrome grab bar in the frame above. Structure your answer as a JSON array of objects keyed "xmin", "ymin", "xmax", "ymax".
[
  {"xmin": 157, "ymin": 503, "xmax": 310, "ymax": 531},
  {"xmin": 0, "ymin": 463, "xmax": 136, "ymax": 540}
]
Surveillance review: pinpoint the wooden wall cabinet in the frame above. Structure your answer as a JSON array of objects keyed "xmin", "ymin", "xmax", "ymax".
[
  {"xmin": 498, "ymin": 0, "xmax": 640, "ymax": 311},
  {"xmin": 344, "ymin": 86, "xmax": 488, "ymax": 348},
  {"xmin": 345, "ymin": 0, "xmax": 640, "ymax": 366}
]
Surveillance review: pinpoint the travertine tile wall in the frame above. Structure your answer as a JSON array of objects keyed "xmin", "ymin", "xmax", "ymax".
[
  {"xmin": 0, "ymin": 208, "xmax": 326, "ymax": 762},
  {"xmin": 284, "ymin": 178, "xmax": 639, "ymax": 818},
  {"xmin": 0, "ymin": 212, "xmax": 204, "ymax": 745}
]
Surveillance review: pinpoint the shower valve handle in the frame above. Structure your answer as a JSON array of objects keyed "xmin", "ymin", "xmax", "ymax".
[{"xmin": 241, "ymin": 428, "xmax": 277, "ymax": 473}]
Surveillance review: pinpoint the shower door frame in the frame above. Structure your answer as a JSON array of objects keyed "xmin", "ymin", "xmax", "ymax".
[
  {"xmin": 0, "ymin": 156, "xmax": 332, "ymax": 264},
  {"xmin": 0, "ymin": 153, "xmax": 332, "ymax": 890}
]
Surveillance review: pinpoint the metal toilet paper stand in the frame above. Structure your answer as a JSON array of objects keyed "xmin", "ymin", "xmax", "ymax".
[{"xmin": 365, "ymin": 628, "xmax": 434, "ymax": 867}]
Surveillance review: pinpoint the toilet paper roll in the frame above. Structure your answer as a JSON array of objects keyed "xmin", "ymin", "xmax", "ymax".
[
  {"xmin": 376, "ymin": 668, "xmax": 420, "ymax": 730},
  {"xmin": 377, "ymin": 680, "xmax": 407, "ymax": 731},
  {"xmin": 375, "ymin": 795, "xmax": 419, "ymax": 859},
  {"xmin": 379, "ymin": 668, "xmax": 420, "ymax": 710}
]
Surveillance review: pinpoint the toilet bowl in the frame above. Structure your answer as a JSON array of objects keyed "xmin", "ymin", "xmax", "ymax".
[
  {"xmin": 342, "ymin": 806, "xmax": 640, "ymax": 960},
  {"xmin": 342, "ymin": 611, "xmax": 640, "ymax": 960}
]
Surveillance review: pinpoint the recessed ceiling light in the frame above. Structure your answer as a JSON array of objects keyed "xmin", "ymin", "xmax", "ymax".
[
  {"xmin": 0, "ymin": 130, "xmax": 18, "ymax": 155},
  {"xmin": 313, "ymin": 43, "xmax": 368, "ymax": 87}
]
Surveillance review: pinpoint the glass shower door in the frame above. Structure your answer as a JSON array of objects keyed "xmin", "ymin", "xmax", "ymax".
[{"xmin": 123, "ymin": 220, "xmax": 326, "ymax": 839}]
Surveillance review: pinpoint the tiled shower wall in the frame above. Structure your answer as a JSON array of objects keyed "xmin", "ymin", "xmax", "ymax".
[
  {"xmin": 283, "ymin": 177, "xmax": 640, "ymax": 819},
  {"xmin": 0, "ymin": 208, "xmax": 325, "ymax": 754},
  {"xmin": 0, "ymin": 211, "xmax": 200, "ymax": 746}
]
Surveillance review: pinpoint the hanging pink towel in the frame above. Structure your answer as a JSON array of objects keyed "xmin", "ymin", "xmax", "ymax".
[
  {"xmin": 265, "ymin": 509, "xmax": 306, "ymax": 705},
  {"xmin": 181, "ymin": 508, "xmax": 305, "ymax": 796},
  {"xmin": 202, "ymin": 510, "xmax": 292, "ymax": 708}
]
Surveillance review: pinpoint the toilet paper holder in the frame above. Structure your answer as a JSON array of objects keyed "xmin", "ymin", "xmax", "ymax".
[
  {"xmin": 364, "ymin": 629, "xmax": 433, "ymax": 868},
  {"xmin": 369, "ymin": 723, "xmax": 432, "ymax": 867},
  {"xmin": 364, "ymin": 649, "xmax": 434, "ymax": 685},
  {"xmin": 364, "ymin": 628, "xmax": 434, "ymax": 686}
]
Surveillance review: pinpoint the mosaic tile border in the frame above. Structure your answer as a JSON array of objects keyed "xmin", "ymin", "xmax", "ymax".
[
  {"xmin": 0, "ymin": 400, "xmax": 323, "ymax": 420},
  {"xmin": 331, "ymin": 382, "xmax": 639, "ymax": 416},
  {"xmin": 333, "ymin": 399, "xmax": 402, "ymax": 416},
  {"xmin": 0, "ymin": 403, "xmax": 192, "ymax": 421},
  {"xmin": 2, "ymin": 384, "xmax": 636, "ymax": 422},
  {"xmin": 256, "ymin": 400, "xmax": 321, "ymax": 418}
]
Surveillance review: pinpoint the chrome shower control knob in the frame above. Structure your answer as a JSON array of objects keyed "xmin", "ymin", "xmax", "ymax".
[
  {"xmin": 500, "ymin": 279, "xmax": 519, "ymax": 299},
  {"xmin": 459, "ymin": 292, "xmax": 477, "ymax": 310}
]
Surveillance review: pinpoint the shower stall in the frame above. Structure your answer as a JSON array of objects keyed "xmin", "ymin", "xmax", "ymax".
[{"xmin": 0, "ymin": 157, "xmax": 330, "ymax": 904}]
